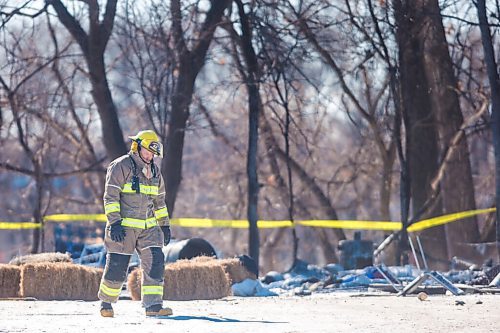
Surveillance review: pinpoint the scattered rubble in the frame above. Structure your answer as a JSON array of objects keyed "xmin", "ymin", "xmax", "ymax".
[{"xmin": 235, "ymin": 259, "xmax": 500, "ymax": 297}]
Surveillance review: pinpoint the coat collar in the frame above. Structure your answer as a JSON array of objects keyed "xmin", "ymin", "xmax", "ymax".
[
  {"xmin": 129, "ymin": 152, "xmax": 158, "ymax": 178},
  {"xmin": 129, "ymin": 152, "xmax": 149, "ymax": 169}
]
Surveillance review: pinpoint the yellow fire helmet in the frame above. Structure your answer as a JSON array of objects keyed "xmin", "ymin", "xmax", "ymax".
[{"xmin": 129, "ymin": 130, "xmax": 163, "ymax": 157}]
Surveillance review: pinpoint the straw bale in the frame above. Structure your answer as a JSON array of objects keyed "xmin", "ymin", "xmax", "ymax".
[
  {"xmin": 9, "ymin": 252, "xmax": 72, "ymax": 266},
  {"xmin": 219, "ymin": 258, "xmax": 257, "ymax": 283},
  {"xmin": 0, "ymin": 264, "xmax": 21, "ymax": 298},
  {"xmin": 188, "ymin": 256, "xmax": 217, "ymax": 263},
  {"xmin": 165, "ymin": 258, "xmax": 231, "ymax": 300},
  {"xmin": 127, "ymin": 268, "xmax": 142, "ymax": 301},
  {"xmin": 127, "ymin": 257, "xmax": 232, "ymax": 301},
  {"xmin": 20, "ymin": 263, "xmax": 103, "ymax": 300}
]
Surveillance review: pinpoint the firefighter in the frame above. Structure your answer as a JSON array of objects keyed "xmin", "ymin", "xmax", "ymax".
[{"xmin": 98, "ymin": 130, "xmax": 172, "ymax": 317}]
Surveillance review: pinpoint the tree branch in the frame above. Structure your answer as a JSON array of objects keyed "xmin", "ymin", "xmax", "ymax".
[
  {"xmin": 0, "ymin": 1, "xmax": 48, "ymax": 28},
  {"xmin": 46, "ymin": 0, "xmax": 89, "ymax": 56},
  {"xmin": 431, "ymin": 94, "xmax": 489, "ymax": 191},
  {"xmin": 296, "ymin": 17, "xmax": 371, "ymax": 121},
  {"xmin": 197, "ymin": 98, "xmax": 244, "ymax": 156},
  {"xmin": 191, "ymin": 0, "xmax": 231, "ymax": 67},
  {"xmin": 100, "ymin": 0, "xmax": 118, "ymax": 43},
  {"xmin": 0, "ymin": 158, "xmax": 106, "ymax": 177},
  {"xmin": 170, "ymin": 0, "xmax": 188, "ymax": 56}
]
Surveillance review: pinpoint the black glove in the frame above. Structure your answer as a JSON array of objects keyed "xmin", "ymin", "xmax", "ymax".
[
  {"xmin": 161, "ymin": 226, "xmax": 171, "ymax": 246},
  {"xmin": 109, "ymin": 221, "xmax": 126, "ymax": 242}
]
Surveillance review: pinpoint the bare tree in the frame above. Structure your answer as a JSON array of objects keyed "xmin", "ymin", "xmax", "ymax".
[
  {"xmin": 0, "ymin": 11, "xmax": 105, "ymax": 253},
  {"xmin": 165, "ymin": 0, "xmax": 231, "ymax": 214},
  {"xmin": 225, "ymin": 0, "xmax": 263, "ymax": 271},
  {"xmin": 290, "ymin": 2, "xmax": 397, "ymax": 222},
  {"xmin": 114, "ymin": 1, "xmax": 175, "ymax": 139},
  {"xmin": 475, "ymin": 0, "xmax": 500, "ymax": 258},
  {"xmin": 393, "ymin": 0, "xmax": 448, "ymax": 267},
  {"xmin": 421, "ymin": 0, "xmax": 479, "ymax": 258},
  {"xmin": 46, "ymin": 0, "xmax": 126, "ymax": 159}
]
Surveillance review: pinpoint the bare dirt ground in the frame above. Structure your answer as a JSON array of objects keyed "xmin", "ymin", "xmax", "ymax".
[{"xmin": 0, "ymin": 292, "xmax": 498, "ymax": 333}]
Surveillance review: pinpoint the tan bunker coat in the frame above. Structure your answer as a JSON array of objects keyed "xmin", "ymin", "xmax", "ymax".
[{"xmin": 98, "ymin": 152, "xmax": 169, "ymax": 307}]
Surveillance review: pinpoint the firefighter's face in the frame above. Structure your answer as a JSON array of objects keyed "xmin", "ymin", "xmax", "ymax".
[{"xmin": 139, "ymin": 147, "xmax": 154, "ymax": 162}]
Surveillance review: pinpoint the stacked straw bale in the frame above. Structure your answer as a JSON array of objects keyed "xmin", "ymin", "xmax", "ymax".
[
  {"xmin": 9, "ymin": 252, "xmax": 72, "ymax": 266},
  {"xmin": 219, "ymin": 258, "xmax": 257, "ymax": 283},
  {"xmin": 128, "ymin": 256, "xmax": 233, "ymax": 301},
  {"xmin": 165, "ymin": 257, "xmax": 231, "ymax": 300},
  {"xmin": 20, "ymin": 263, "xmax": 103, "ymax": 300},
  {"xmin": 0, "ymin": 264, "xmax": 21, "ymax": 298},
  {"xmin": 128, "ymin": 267, "xmax": 142, "ymax": 301}
]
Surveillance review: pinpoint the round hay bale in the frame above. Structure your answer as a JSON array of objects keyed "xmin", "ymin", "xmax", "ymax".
[{"xmin": 0, "ymin": 264, "xmax": 21, "ymax": 298}]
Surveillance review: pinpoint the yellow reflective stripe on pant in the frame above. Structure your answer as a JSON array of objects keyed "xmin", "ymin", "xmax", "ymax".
[
  {"xmin": 99, "ymin": 283, "xmax": 121, "ymax": 297},
  {"xmin": 154, "ymin": 207, "xmax": 169, "ymax": 219},
  {"xmin": 104, "ymin": 202, "xmax": 120, "ymax": 214},
  {"xmin": 121, "ymin": 217, "xmax": 157, "ymax": 229},
  {"xmin": 122, "ymin": 183, "xmax": 159, "ymax": 195},
  {"xmin": 142, "ymin": 285, "xmax": 164, "ymax": 295}
]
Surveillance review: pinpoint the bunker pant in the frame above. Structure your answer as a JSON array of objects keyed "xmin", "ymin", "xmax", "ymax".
[{"xmin": 98, "ymin": 226, "xmax": 165, "ymax": 308}]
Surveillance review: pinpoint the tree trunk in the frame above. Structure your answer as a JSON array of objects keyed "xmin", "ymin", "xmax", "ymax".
[
  {"xmin": 48, "ymin": 0, "xmax": 127, "ymax": 160},
  {"xmin": 420, "ymin": 0, "xmax": 479, "ymax": 260},
  {"xmin": 395, "ymin": 0, "xmax": 448, "ymax": 268},
  {"xmin": 5, "ymin": 91, "xmax": 45, "ymax": 254},
  {"xmin": 88, "ymin": 55, "xmax": 127, "ymax": 159},
  {"xmin": 476, "ymin": 0, "xmax": 500, "ymax": 259},
  {"xmin": 163, "ymin": 59, "xmax": 194, "ymax": 214},
  {"xmin": 236, "ymin": 0, "xmax": 261, "ymax": 272},
  {"xmin": 380, "ymin": 145, "xmax": 396, "ymax": 221},
  {"xmin": 31, "ymin": 162, "xmax": 44, "ymax": 254},
  {"xmin": 246, "ymin": 81, "xmax": 261, "ymax": 273},
  {"xmin": 164, "ymin": 0, "xmax": 230, "ymax": 214}
]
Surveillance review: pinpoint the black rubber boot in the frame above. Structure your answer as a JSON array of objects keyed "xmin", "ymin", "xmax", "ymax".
[
  {"xmin": 145, "ymin": 304, "xmax": 173, "ymax": 317},
  {"xmin": 100, "ymin": 302, "xmax": 114, "ymax": 318}
]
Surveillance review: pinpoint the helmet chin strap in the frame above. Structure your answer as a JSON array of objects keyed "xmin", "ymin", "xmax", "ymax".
[{"xmin": 137, "ymin": 145, "xmax": 152, "ymax": 165}]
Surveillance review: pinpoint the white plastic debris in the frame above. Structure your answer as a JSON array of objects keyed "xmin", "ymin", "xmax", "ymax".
[{"xmin": 232, "ymin": 278, "xmax": 278, "ymax": 297}]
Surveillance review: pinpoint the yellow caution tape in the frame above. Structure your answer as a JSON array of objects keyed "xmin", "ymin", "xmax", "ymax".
[
  {"xmin": 0, "ymin": 222, "xmax": 42, "ymax": 229},
  {"xmin": 298, "ymin": 220, "xmax": 402, "ymax": 231},
  {"xmin": 0, "ymin": 214, "xmax": 107, "ymax": 229},
  {"xmin": 0, "ymin": 208, "xmax": 495, "ymax": 231},
  {"xmin": 407, "ymin": 207, "xmax": 497, "ymax": 232},
  {"xmin": 173, "ymin": 218, "xmax": 245, "ymax": 228},
  {"xmin": 257, "ymin": 220, "xmax": 294, "ymax": 228},
  {"xmin": 172, "ymin": 218, "xmax": 293, "ymax": 229},
  {"xmin": 43, "ymin": 214, "xmax": 107, "ymax": 222}
]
